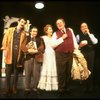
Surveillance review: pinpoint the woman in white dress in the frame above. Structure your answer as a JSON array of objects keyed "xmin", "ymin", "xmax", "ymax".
[{"xmin": 37, "ymin": 24, "xmax": 58, "ymax": 91}]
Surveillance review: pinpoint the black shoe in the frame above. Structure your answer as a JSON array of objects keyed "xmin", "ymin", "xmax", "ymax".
[
  {"xmin": 3, "ymin": 89, "xmax": 11, "ymax": 95},
  {"xmin": 58, "ymin": 89, "xmax": 65, "ymax": 96},
  {"xmin": 12, "ymin": 88, "xmax": 17, "ymax": 95},
  {"xmin": 33, "ymin": 88, "xmax": 38, "ymax": 92},
  {"xmin": 65, "ymin": 89, "xmax": 72, "ymax": 95},
  {"xmin": 24, "ymin": 90, "xmax": 30, "ymax": 95},
  {"xmin": 84, "ymin": 89, "xmax": 93, "ymax": 94},
  {"xmin": 32, "ymin": 88, "xmax": 41, "ymax": 95},
  {"xmin": 58, "ymin": 89, "xmax": 72, "ymax": 95}
]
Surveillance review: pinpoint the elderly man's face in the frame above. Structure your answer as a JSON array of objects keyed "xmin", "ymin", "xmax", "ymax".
[{"xmin": 56, "ymin": 19, "xmax": 65, "ymax": 30}]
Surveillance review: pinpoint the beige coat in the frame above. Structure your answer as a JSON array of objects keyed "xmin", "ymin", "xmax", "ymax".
[
  {"xmin": 1, "ymin": 27, "xmax": 26, "ymax": 65},
  {"xmin": 71, "ymin": 49, "xmax": 91, "ymax": 80}
]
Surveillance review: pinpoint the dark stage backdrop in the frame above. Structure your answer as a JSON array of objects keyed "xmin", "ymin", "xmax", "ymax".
[{"xmin": 0, "ymin": 1, "xmax": 100, "ymax": 77}]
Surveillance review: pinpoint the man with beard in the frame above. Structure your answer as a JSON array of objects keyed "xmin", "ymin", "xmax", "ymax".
[{"xmin": 1, "ymin": 18, "xmax": 27, "ymax": 95}]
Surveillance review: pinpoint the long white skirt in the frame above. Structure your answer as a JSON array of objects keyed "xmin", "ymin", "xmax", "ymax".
[{"xmin": 38, "ymin": 47, "xmax": 58, "ymax": 91}]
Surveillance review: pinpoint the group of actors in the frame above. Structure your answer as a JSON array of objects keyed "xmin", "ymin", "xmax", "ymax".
[{"xmin": 1, "ymin": 17, "xmax": 98, "ymax": 96}]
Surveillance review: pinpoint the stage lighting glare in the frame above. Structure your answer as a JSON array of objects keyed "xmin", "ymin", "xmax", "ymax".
[{"xmin": 35, "ymin": 2, "xmax": 44, "ymax": 9}]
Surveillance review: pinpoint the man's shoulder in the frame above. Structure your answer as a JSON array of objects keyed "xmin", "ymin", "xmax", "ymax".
[
  {"xmin": 36, "ymin": 36, "xmax": 43, "ymax": 41},
  {"xmin": 4, "ymin": 27, "xmax": 16, "ymax": 35},
  {"xmin": 7, "ymin": 27, "xmax": 16, "ymax": 32},
  {"xmin": 8, "ymin": 27, "xmax": 16, "ymax": 30},
  {"xmin": 67, "ymin": 27, "xmax": 73, "ymax": 31}
]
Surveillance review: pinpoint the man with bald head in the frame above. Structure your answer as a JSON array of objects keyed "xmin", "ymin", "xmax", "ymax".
[{"xmin": 76, "ymin": 22, "xmax": 98, "ymax": 93}]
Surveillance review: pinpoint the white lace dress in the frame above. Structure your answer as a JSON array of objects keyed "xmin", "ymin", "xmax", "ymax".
[{"xmin": 37, "ymin": 36, "xmax": 58, "ymax": 91}]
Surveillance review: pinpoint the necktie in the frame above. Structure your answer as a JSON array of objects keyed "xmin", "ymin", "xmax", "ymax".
[{"xmin": 62, "ymin": 30, "xmax": 66, "ymax": 34}]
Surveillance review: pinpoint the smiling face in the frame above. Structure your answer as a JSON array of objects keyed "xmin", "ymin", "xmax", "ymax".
[
  {"xmin": 30, "ymin": 27, "xmax": 38, "ymax": 38},
  {"xmin": 46, "ymin": 26, "xmax": 53, "ymax": 36},
  {"xmin": 17, "ymin": 18, "xmax": 26, "ymax": 30},
  {"xmin": 44, "ymin": 24, "xmax": 53, "ymax": 37},
  {"xmin": 56, "ymin": 19, "xmax": 65, "ymax": 30},
  {"xmin": 80, "ymin": 23, "xmax": 89, "ymax": 33}
]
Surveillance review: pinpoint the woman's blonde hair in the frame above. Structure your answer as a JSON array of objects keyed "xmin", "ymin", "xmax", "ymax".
[{"xmin": 44, "ymin": 24, "xmax": 52, "ymax": 34}]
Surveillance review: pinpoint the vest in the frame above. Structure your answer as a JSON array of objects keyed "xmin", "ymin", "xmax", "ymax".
[
  {"xmin": 12, "ymin": 29, "xmax": 21, "ymax": 58},
  {"xmin": 25, "ymin": 35, "xmax": 43, "ymax": 60},
  {"xmin": 79, "ymin": 33, "xmax": 94, "ymax": 52},
  {"xmin": 55, "ymin": 28, "xmax": 74, "ymax": 53}
]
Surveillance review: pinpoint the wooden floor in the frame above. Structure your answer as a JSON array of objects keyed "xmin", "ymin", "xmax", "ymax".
[{"xmin": 0, "ymin": 74, "xmax": 100, "ymax": 99}]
